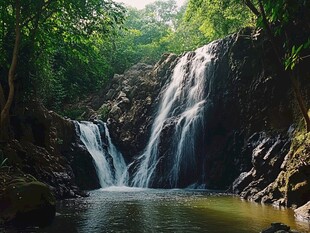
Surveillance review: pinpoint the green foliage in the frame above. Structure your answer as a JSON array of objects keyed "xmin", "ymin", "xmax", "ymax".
[
  {"xmin": 285, "ymin": 44, "xmax": 304, "ymax": 71},
  {"xmin": 112, "ymin": 2, "xmax": 177, "ymax": 67},
  {"xmin": 0, "ymin": 0, "xmax": 126, "ymax": 114},
  {"xmin": 285, "ymin": 39, "xmax": 310, "ymax": 71},
  {"xmin": 186, "ymin": 0, "xmax": 253, "ymax": 41},
  {"xmin": 98, "ymin": 105, "xmax": 110, "ymax": 121},
  {"xmin": 1, "ymin": 0, "xmax": 227, "ymax": 116},
  {"xmin": 62, "ymin": 107, "xmax": 87, "ymax": 120},
  {"xmin": 56, "ymin": 138, "xmax": 64, "ymax": 145},
  {"xmin": 111, "ymin": 0, "xmax": 210, "ymax": 69},
  {"xmin": 244, "ymin": 0, "xmax": 310, "ymax": 72},
  {"xmin": 0, "ymin": 150, "xmax": 8, "ymax": 168},
  {"xmin": 165, "ymin": 4, "xmax": 207, "ymax": 54}
]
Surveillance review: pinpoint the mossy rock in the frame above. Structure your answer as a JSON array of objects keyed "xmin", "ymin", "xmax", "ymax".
[{"xmin": 0, "ymin": 180, "xmax": 56, "ymax": 227}]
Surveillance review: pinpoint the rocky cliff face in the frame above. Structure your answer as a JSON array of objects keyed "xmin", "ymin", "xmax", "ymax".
[
  {"xmin": 84, "ymin": 56, "xmax": 178, "ymax": 160},
  {"xmin": 1, "ymin": 101, "xmax": 99, "ymax": 199},
  {"xmin": 232, "ymin": 130, "xmax": 310, "ymax": 209},
  {"xmin": 84, "ymin": 28, "xmax": 309, "ymax": 210}
]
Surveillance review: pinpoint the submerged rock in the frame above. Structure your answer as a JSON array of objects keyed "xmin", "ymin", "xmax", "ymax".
[
  {"xmin": 260, "ymin": 223, "xmax": 295, "ymax": 233},
  {"xmin": 262, "ymin": 223, "xmax": 289, "ymax": 232}
]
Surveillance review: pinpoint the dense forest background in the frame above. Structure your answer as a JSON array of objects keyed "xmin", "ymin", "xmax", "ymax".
[
  {"xmin": 0, "ymin": 0, "xmax": 253, "ymax": 117},
  {"xmin": 0, "ymin": 0, "xmax": 309, "ymax": 139}
]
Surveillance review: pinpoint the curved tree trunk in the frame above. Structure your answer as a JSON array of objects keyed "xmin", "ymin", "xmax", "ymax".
[
  {"xmin": 290, "ymin": 74, "xmax": 310, "ymax": 132},
  {"xmin": 0, "ymin": 0, "xmax": 21, "ymax": 141},
  {"xmin": 0, "ymin": 83, "xmax": 5, "ymax": 110},
  {"xmin": 244, "ymin": 0, "xmax": 310, "ymax": 132}
]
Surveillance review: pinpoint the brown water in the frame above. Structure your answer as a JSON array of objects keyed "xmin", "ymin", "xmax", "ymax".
[{"xmin": 2, "ymin": 187, "xmax": 309, "ymax": 233}]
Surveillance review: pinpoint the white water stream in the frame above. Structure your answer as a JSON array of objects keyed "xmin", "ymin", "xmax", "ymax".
[
  {"xmin": 132, "ymin": 42, "xmax": 217, "ymax": 187},
  {"xmin": 77, "ymin": 121, "xmax": 128, "ymax": 188}
]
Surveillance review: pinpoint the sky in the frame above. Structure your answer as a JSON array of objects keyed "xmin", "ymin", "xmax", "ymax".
[{"xmin": 114, "ymin": 0, "xmax": 187, "ymax": 9}]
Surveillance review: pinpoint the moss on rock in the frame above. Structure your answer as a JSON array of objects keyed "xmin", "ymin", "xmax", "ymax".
[{"xmin": 0, "ymin": 171, "xmax": 56, "ymax": 227}]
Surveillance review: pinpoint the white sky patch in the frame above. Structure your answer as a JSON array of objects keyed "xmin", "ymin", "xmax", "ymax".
[{"xmin": 114, "ymin": 0, "xmax": 187, "ymax": 9}]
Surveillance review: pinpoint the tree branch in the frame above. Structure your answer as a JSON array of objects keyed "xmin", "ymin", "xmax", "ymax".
[
  {"xmin": 0, "ymin": 0, "xmax": 21, "ymax": 140},
  {"xmin": 290, "ymin": 72, "xmax": 310, "ymax": 132},
  {"xmin": 243, "ymin": 0, "xmax": 260, "ymax": 17},
  {"xmin": 257, "ymin": 0, "xmax": 282, "ymax": 66},
  {"xmin": 21, "ymin": 0, "xmax": 55, "ymax": 27}
]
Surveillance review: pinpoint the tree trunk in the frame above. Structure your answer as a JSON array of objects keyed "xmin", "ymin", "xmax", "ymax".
[
  {"xmin": 243, "ymin": 0, "xmax": 260, "ymax": 16},
  {"xmin": 246, "ymin": 0, "xmax": 310, "ymax": 132},
  {"xmin": 0, "ymin": 83, "xmax": 5, "ymax": 110},
  {"xmin": 0, "ymin": 0, "xmax": 21, "ymax": 141},
  {"xmin": 290, "ymin": 74, "xmax": 310, "ymax": 132}
]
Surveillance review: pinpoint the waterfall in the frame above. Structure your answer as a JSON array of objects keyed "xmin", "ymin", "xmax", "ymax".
[
  {"xmin": 103, "ymin": 123, "xmax": 129, "ymax": 186},
  {"xmin": 77, "ymin": 121, "xmax": 128, "ymax": 188},
  {"xmin": 132, "ymin": 42, "xmax": 218, "ymax": 188}
]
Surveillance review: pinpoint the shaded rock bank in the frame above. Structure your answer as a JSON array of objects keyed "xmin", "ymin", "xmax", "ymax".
[
  {"xmin": 233, "ymin": 131, "xmax": 310, "ymax": 210},
  {"xmin": 0, "ymin": 169, "xmax": 55, "ymax": 227},
  {"xmin": 0, "ymin": 101, "xmax": 97, "ymax": 199}
]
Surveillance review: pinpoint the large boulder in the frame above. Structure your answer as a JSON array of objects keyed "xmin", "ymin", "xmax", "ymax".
[{"xmin": 0, "ymin": 171, "xmax": 55, "ymax": 227}]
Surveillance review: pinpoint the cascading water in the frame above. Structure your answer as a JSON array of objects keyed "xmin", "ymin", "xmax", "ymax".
[
  {"xmin": 103, "ymin": 123, "xmax": 129, "ymax": 186},
  {"xmin": 77, "ymin": 121, "xmax": 128, "ymax": 188},
  {"xmin": 132, "ymin": 42, "xmax": 218, "ymax": 188}
]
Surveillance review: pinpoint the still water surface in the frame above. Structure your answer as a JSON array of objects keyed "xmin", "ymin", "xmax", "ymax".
[{"xmin": 5, "ymin": 188, "xmax": 310, "ymax": 233}]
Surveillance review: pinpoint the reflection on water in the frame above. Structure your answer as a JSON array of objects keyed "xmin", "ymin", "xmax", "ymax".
[{"xmin": 3, "ymin": 188, "xmax": 310, "ymax": 233}]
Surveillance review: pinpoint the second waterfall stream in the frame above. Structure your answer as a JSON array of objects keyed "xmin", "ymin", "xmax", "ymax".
[{"xmin": 77, "ymin": 121, "xmax": 128, "ymax": 188}]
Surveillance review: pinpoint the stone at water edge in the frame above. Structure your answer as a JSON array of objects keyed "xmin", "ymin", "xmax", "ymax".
[
  {"xmin": 0, "ymin": 180, "xmax": 56, "ymax": 227},
  {"xmin": 260, "ymin": 223, "xmax": 301, "ymax": 233},
  {"xmin": 294, "ymin": 201, "xmax": 310, "ymax": 222}
]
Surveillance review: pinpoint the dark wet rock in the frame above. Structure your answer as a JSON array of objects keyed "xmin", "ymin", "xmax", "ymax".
[
  {"xmin": 232, "ymin": 132, "xmax": 291, "ymax": 204},
  {"xmin": 83, "ymin": 56, "xmax": 178, "ymax": 160},
  {"xmin": 0, "ymin": 173, "xmax": 55, "ymax": 227},
  {"xmin": 3, "ymin": 101, "xmax": 91, "ymax": 199},
  {"xmin": 2, "ymin": 139, "xmax": 79, "ymax": 199},
  {"xmin": 66, "ymin": 122, "xmax": 101, "ymax": 190},
  {"xmin": 260, "ymin": 223, "xmax": 301, "ymax": 233},
  {"xmin": 232, "ymin": 131, "xmax": 310, "ymax": 208}
]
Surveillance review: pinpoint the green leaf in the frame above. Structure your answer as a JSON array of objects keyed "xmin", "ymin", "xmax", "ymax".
[
  {"xmin": 296, "ymin": 44, "xmax": 303, "ymax": 54},
  {"xmin": 0, "ymin": 158, "xmax": 8, "ymax": 167}
]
